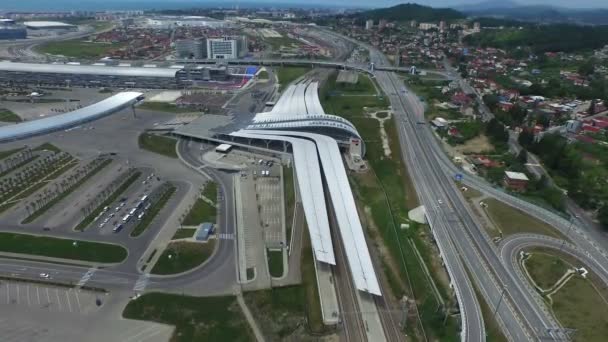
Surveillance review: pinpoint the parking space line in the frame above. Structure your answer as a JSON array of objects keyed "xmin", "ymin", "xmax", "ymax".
[
  {"xmin": 74, "ymin": 290, "xmax": 81, "ymax": 313},
  {"xmin": 55, "ymin": 289, "xmax": 62, "ymax": 311},
  {"xmin": 36, "ymin": 286, "xmax": 40, "ymax": 306},
  {"xmin": 15, "ymin": 284, "xmax": 19, "ymax": 305},
  {"xmin": 65, "ymin": 290, "xmax": 72, "ymax": 312},
  {"xmin": 26, "ymin": 285, "xmax": 30, "ymax": 306},
  {"xmin": 45, "ymin": 288, "xmax": 51, "ymax": 310},
  {"xmin": 5, "ymin": 282, "xmax": 9, "ymax": 304}
]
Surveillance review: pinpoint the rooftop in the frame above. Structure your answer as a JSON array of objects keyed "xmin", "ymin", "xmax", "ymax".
[{"xmin": 505, "ymin": 171, "xmax": 529, "ymax": 181}]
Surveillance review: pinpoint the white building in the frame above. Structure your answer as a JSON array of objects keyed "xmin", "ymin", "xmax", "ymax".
[
  {"xmin": 365, "ymin": 19, "xmax": 374, "ymax": 30},
  {"xmin": 206, "ymin": 36, "xmax": 247, "ymax": 59}
]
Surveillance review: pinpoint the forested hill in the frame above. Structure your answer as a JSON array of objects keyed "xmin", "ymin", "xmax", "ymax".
[
  {"xmin": 464, "ymin": 24, "xmax": 608, "ymax": 53},
  {"xmin": 351, "ymin": 3, "xmax": 465, "ymax": 22}
]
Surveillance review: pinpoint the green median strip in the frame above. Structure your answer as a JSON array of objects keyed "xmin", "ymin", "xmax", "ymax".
[
  {"xmin": 75, "ymin": 171, "xmax": 141, "ymax": 231},
  {"xmin": 130, "ymin": 184, "xmax": 176, "ymax": 237},
  {"xmin": 22, "ymin": 158, "xmax": 112, "ymax": 224},
  {"xmin": 0, "ymin": 146, "xmax": 25, "ymax": 160},
  {"xmin": 0, "ymin": 155, "xmax": 38, "ymax": 178},
  {"xmin": 267, "ymin": 249, "xmax": 284, "ymax": 278},
  {"xmin": 138, "ymin": 132, "xmax": 178, "ymax": 158},
  {"xmin": 151, "ymin": 240, "xmax": 215, "ymax": 275},
  {"xmin": 0, "ymin": 232, "xmax": 127, "ymax": 263}
]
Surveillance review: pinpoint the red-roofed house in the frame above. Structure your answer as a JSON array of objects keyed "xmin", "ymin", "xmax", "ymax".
[{"xmin": 582, "ymin": 124, "xmax": 601, "ymax": 133}]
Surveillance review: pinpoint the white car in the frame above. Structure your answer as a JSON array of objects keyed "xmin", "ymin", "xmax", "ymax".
[{"xmin": 39, "ymin": 273, "xmax": 50, "ymax": 279}]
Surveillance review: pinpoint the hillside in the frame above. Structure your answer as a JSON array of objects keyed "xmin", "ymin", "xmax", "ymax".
[{"xmin": 352, "ymin": 3, "xmax": 465, "ymax": 22}]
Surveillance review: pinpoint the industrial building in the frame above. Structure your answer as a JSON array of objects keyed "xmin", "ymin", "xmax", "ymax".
[
  {"xmin": 23, "ymin": 21, "xmax": 76, "ymax": 30},
  {"xmin": 0, "ymin": 18, "xmax": 26, "ymax": 40},
  {"xmin": 0, "ymin": 61, "xmax": 232, "ymax": 89},
  {"xmin": 145, "ymin": 16, "xmax": 227, "ymax": 29}
]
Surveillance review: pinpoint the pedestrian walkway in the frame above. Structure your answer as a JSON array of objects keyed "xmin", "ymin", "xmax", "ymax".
[
  {"xmin": 76, "ymin": 267, "xmax": 97, "ymax": 287},
  {"xmin": 133, "ymin": 273, "xmax": 150, "ymax": 292}
]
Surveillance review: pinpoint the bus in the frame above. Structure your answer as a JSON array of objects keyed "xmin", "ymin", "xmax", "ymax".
[
  {"xmin": 122, "ymin": 214, "xmax": 131, "ymax": 223},
  {"xmin": 129, "ymin": 208, "xmax": 137, "ymax": 216}
]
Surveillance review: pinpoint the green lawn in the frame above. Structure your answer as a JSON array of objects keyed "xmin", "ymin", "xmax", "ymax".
[
  {"xmin": 334, "ymin": 74, "xmax": 377, "ymax": 95},
  {"xmin": 243, "ymin": 286, "xmax": 310, "ymax": 339},
  {"xmin": 202, "ymin": 182, "xmax": 218, "ymax": 202},
  {"xmin": 123, "ymin": 293, "xmax": 253, "ymax": 342},
  {"xmin": 151, "ymin": 241, "xmax": 215, "ymax": 275},
  {"xmin": 525, "ymin": 251, "xmax": 569, "ymax": 289},
  {"xmin": 182, "ymin": 197, "xmax": 216, "ymax": 226},
  {"xmin": 275, "ymin": 66, "xmax": 310, "ymax": 91},
  {"xmin": 267, "ymin": 250, "xmax": 284, "ymax": 278},
  {"xmin": 0, "ymin": 232, "xmax": 126, "ymax": 263},
  {"xmin": 0, "ymin": 109, "xmax": 22, "ymax": 122},
  {"xmin": 138, "ymin": 102, "xmax": 193, "ymax": 113},
  {"xmin": 257, "ymin": 70, "xmax": 269, "ymax": 79},
  {"xmin": 171, "ymin": 228, "xmax": 197, "ymax": 240},
  {"xmin": 75, "ymin": 171, "xmax": 141, "ymax": 231},
  {"xmin": 283, "ymin": 166, "xmax": 295, "ymax": 244},
  {"xmin": 0, "ymin": 147, "xmax": 25, "ymax": 160},
  {"xmin": 37, "ymin": 40, "xmax": 123, "ymax": 59},
  {"xmin": 138, "ymin": 133, "xmax": 178, "ymax": 158},
  {"xmin": 551, "ymin": 277, "xmax": 608, "ymax": 342},
  {"xmin": 300, "ymin": 226, "xmax": 327, "ymax": 334},
  {"xmin": 483, "ymin": 198, "xmax": 565, "ymax": 239},
  {"xmin": 33, "ymin": 143, "xmax": 61, "ymax": 154},
  {"xmin": 131, "ymin": 184, "xmax": 176, "ymax": 237}
]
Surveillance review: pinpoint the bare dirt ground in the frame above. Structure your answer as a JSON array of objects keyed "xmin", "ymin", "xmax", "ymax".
[{"xmin": 453, "ymin": 134, "xmax": 494, "ymax": 154}]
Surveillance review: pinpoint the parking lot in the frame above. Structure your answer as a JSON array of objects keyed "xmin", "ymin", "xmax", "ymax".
[
  {"xmin": 0, "ymin": 279, "xmax": 103, "ymax": 315},
  {"xmin": 255, "ymin": 176, "xmax": 284, "ymax": 247}
]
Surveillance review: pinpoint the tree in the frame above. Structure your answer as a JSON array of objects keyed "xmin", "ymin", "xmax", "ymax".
[
  {"xmin": 518, "ymin": 129, "xmax": 535, "ymax": 148},
  {"xmin": 517, "ymin": 149, "xmax": 528, "ymax": 164},
  {"xmin": 599, "ymin": 205, "xmax": 608, "ymax": 230}
]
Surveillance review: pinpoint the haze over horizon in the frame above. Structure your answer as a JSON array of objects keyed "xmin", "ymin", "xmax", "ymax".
[{"xmin": 1, "ymin": 0, "xmax": 608, "ymax": 12}]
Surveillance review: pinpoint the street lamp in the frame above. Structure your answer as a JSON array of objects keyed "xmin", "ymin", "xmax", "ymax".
[{"xmin": 492, "ymin": 285, "xmax": 508, "ymax": 322}]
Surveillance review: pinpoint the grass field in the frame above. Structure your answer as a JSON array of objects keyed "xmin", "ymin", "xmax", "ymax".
[
  {"xmin": 123, "ymin": 293, "xmax": 253, "ymax": 342},
  {"xmin": 283, "ymin": 166, "xmax": 295, "ymax": 244},
  {"xmin": 483, "ymin": 198, "xmax": 565, "ymax": 239},
  {"xmin": 333, "ymin": 74, "xmax": 377, "ymax": 95},
  {"xmin": 266, "ymin": 36, "xmax": 300, "ymax": 50},
  {"xmin": 243, "ymin": 286, "xmax": 311, "ymax": 339},
  {"xmin": 551, "ymin": 277, "xmax": 608, "ymax": 342},
  {"xmin": 525, "ymin": 251, "xmax": 569, "ymax": 289},
  {"xmin": 75, "ymin": 171, "xmax": 141, "ymax": 231},
  {"xmin": 267, "ymin": 250, "xmax": 284, "ymax": 278},
  {"xmin": 0, "ymin": 147, "xmax": 25, "ymax": 160},
  {"xmin": 300, "ymin": 225, "xmax": 327, "ymax": 333},
  {"xmin": 37, "ymin": 40, "xmax": 123, "ymax": 59},
  {"xmin": 0, "ymin": 232, "xmax": 126, "ymax": 263},
  {"xmin": 138, "ymin": 133, "xmax": 178, "ymax": 159},
  {"xmin": 257, "ymin": 70, "xmax": 269, "ymax": 79},
  {"xmin": 171, "ymin": 228, "xmax": 196, "ymax": 240},
  {"xmin": 0, "ymin": 109, "xmax": 22, "ymax": 122},
  {"xmin": 275, "ymin": 66, "xmax": 310, "ymax": 91},
  {"xmin": 151, "ymin": 240, "xmax": 215, "ymax": 275},
  {"xmin": 138, "ymin": 102, "xmax": 193, "ymax": 113},
  {"xmin": 131, "ymin": 184, "xmax": 176, "ymax": 237},
  {"xmin": 182, "ymin": 198, "xmax": 216, "ymax": 226}
]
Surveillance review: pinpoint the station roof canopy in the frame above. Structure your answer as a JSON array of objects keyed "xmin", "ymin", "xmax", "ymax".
[
  {"xmin": 0, "ymin": 92, "xmax": 143, "ymax": 142},
  {"xmin": 0, "ymin": 61, "xmax": 180, "ymax": 78}
]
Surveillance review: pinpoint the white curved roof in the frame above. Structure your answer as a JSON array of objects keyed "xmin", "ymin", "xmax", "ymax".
[
  {"xmin": 246, "ymin": 130, "xmax": 381, "ymax": 296},
  {"xmin": 230, "ymin": 130, "xmax": 336, "ymax": 265},
  {"xmin": 0, "ymin": 61, "xmax": 179, "ymax": 78},
  {"xmin": 0, "ymin": 92, "xmax": 143, "ymax": 142},
  {"xmin": 263, "ymin": 81, "xmax": 326, "ymax": 117}
]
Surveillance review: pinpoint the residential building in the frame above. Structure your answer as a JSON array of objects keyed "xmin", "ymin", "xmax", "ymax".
[
  {"xmin": 365, "ymin": 19, "xmax": 374, "ymax": 30},
  {"xmin": 207, "ymin": 37, "xmax": 240, "ymax": 59},
  {"xmin": 504, "ymin": 171, "xmax": 529, "ymax": 191}
]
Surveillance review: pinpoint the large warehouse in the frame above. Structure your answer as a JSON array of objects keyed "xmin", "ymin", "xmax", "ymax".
[{"xmin": 0, "ymin": 61, "xmax": 231, "ymax": 89}]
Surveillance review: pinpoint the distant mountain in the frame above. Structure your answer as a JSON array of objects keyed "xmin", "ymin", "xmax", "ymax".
[
  {"xmin": 459, "ymin": 1, "xmax": 608, "ymax": 25},
  {"xmin": 352, "ymin": 3, "xmax": 465, "ymax": 22}
]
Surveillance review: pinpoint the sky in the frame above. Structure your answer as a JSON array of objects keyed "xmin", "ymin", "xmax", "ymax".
[{"xmin": 2, "ymin": 0, "xmax": 607, "ymax": 11}]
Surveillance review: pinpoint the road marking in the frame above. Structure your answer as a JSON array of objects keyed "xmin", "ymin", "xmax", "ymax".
[
  {"xmin": 15, "ymin": 284, "xmax": 19, "ymax": 305},
  {"xmin": 77, "ymin": 267, "xmax": 97, "ymax": 287},
  {"xmin": 26, "ymin": 285, "xmax": 30, "ymax": 306},
  {"xmin": 218, "ymin": 233, "xmax": 235, "ymax": 240},
  {"xmin": 55, "ymin": 288, "xmax": 62, "ymax": 311},
  {"xmin": 133, "ymin": 273, "xmax": 150, "ymax": 292},
  {"xmin": 74, "ymin": 290, "xmax": 81, "ymax": 313},
  {"xmin": 45, "ymin": 288, "xmax": 51, "ymax": 310},
  {"xmin": 65, "ymin": 290, "xmax": 72, "ymax": 312},
  {"xmin": 36, "ymin": 287, "xmax": 40, "ymax": 306},
  {"xmin": 5, "ymin": 283, "xmax": 9, "ymax": 304}
]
